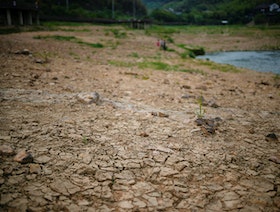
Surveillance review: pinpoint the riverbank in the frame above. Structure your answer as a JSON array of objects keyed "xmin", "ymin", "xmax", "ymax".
[
  {"xmin": 0, "ymin": 24, "xmax": 279, "ymax": 211},
  {"xmin": 171, "ymin": 25, "xmax": 280, "ymax": 53}
]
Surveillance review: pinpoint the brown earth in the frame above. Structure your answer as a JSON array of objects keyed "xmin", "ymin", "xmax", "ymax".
[{"xmin": 0, "ymin": 25, "xmax": 280, "ymax": 211}]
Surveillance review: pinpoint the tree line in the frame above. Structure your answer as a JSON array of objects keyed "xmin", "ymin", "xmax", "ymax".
[
  {"xmin": 39, "ymin": 0, "xmax": 148, "ymax": 20},
  {"xmin": 145, "ymin": 0, "xmax": 280, "ymax": 24},
  {"xmin": 2, "ymin": 0, "xmax": 279, "ymax": 24}
]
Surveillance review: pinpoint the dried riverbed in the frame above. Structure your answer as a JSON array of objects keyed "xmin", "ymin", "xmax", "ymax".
[{"xmin": 0, "ymin": 25, "xmax": 279, "ymax": 211}]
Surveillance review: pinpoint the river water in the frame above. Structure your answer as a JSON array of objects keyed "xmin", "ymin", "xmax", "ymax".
[{"xmin": 197, "ymin": 51, "xmax": 280, "ymax": 74}]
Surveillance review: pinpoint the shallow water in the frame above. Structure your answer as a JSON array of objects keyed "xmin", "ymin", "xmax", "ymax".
[{"xmin": 197, "ymin": 51, "xmax": 280, "ymax": 74}]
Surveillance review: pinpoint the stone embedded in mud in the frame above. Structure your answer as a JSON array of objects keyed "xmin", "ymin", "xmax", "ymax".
[
  {"xmin": 151, "ymin": 111, "xmax": 169, "ymax": 118},
  {"xmin": 207, "ymin": 99, "xmax": 219, "ymax": 108},
  {"xmin": 269, "ymin": 155, "xmax": 280, "ymax": 164},
  {"xmin": 181, "ymin": 94, "xmax": 195, "ymax": 99},
  {"xmin": 181, "ymin": 85, "xmax": 191, "ymax": 89},
  {"xmin": 15, "ymin": 49, "xmax": 31, "ymax": 55},
  {"xmin": 29, "ymin": 164, "xmax": 41, "ymax": 174},
  {"xmin": 139, "ymin": 132, "xmax": 149, "ymax": 137},
  {"xmin": 195, "ymin": 117, "xmax": 222, "ymax": 135},
  {"xmin": 14, "ymin": 150, "xmax": 34, "ymax": 164},
  {"xmin": 35, "ymin": 155, "xmax": 52, "ymax": 164},
  {"xmin": 0, "ymin": 145, "xmax": 15, "ymax": 156},
  {"xmin": 265, "ymin": 133, "xmax": 278, "ymax": 142},
  {"xmin": 77, "ymin": 92, "xmax": 100, "ymax": 104}
]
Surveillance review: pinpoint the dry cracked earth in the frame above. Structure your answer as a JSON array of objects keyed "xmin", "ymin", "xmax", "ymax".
[{"xmin": 0, "ymin": 25, "xmax": 280, "ymax": 211}]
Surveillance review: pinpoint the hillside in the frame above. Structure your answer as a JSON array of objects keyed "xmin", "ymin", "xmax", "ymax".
[
  {"xmin": 6, "ymin": 0, "xmax": 148, "ymax": 20},
  {"xmin": 143, "ymin": 0, "xmax": 280, "ymax": 24}
]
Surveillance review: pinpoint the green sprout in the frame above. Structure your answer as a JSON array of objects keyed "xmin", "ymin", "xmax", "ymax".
[
  {"xmin": 195, "ymin": 95, "xmax": 205, "ymax": 119},
  {"xmin": 82, "ymin": 136, "xmax": 88, "ymax": 144}
]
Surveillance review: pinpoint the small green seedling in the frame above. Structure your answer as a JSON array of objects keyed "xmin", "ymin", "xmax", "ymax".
[
  {"xmin": 82, "ymin": 136, "xmax": 88, "ymax": 144},
  {"xmin": 195, "ymin": 95, "xmax": 205, "ymax": 118}
]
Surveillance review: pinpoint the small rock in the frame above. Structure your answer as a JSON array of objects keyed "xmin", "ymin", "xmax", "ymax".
[
  {"xmin": 207, "ymin": 99, "xmax": 219, "ymax": 108},
  {"xmin": 139, "ymin": 132, "xmax": 149, "ymax": 137},
  {"xmin": 181, "ymin": 85, "xmax": 191, "ymax": 89},
  {"xmin": 79, "ymin": 152, "xmax": 92, "ymax": 164},
  {"xmin": 35, "ymin": 59, "xmax": 45, "ymax": 64},
  {"xmin": 35, "ymin": 155, "xmax": 52, "ymax": 164},
  {"xmin": 195, "ymin": 118, "xmax": 222, "ymax": 135},
  {"xmin": 163, "ymin": 79, "xmax": 170, "ymax": 84},
  {"xmin": 77, "ymin": 92, "xmax": 100, "ymax": 104},
  {"xmin": 268, "ymin": 94, "xmax": 274, "ymax": 99},
  {"xmin": 15, "ymin": 49, "xmax": 31, "ymax": 55},
  {"xmin": 269, "ymin": 155, "xmax": 280, "ymax": 164},
  {"xmin": 0, "ymin": 145, "xmax": 15, "ymax": 156},
  {"xmin": 181, "ymin": 94, "xmax": 194, "ymax": 99},
  {"xmin": 265, "ymin": 133, "xmax": 278, "ymax": 142},
  {"xmin": 151, "ymin": 111, "xmax": 169, "ymax": 118},
  {"xmin": 14, "ymin": 150, "xmax": 34, "ymax": 164},
  {"xmin": 260, "ymin": 81, "xmax": 269, "ymax": 86},
  {"xmin": 196, "ymin": 85, "xmax": 207, "ymax": 91},
  {"xmin": 249, "ymin": 128, "xmax": 255, "ymax": 134},
  {"xmin": 29, "ymin": 164, "xmax": 41, "ymax": 174}
]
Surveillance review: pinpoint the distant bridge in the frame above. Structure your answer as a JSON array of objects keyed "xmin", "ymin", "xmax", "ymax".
[{"xmin": 0, "ymin": 1, "xmax": 39, "ymax": 25}]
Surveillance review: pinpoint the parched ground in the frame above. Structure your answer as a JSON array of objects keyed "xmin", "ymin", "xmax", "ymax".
[{"xmin": 0, "ymin": 25, "xmax": 280, "ymax": 212}]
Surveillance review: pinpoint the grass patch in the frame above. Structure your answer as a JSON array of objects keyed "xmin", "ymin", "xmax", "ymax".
[
  {"xmin": 199, "ymin": 59, "xmax": 242, "ymax": 73},
  {"xmin": 0, "ymin": 26, "xmax": 45, "ymax": 34},
  {"xmin": 138, "ymin": 61, "xmax": 175, "ymax": 71},
  {"xmin": 145, "ymin": 25, "xmax": 181, "ymax": 35},
  {"xmin": 109, "ymin": 59, "xmax": 204, "ymax": 74},
  {"xmin": 33, "ymin": 35, "xmax": 104, "ymax": 48},
  {"xmin": 129, "ymin": 52, "xmax": 140, "ymax": 58},
  {"xmin": 108, "ymin": 60, "xmax": 134, "ymax": 68},
  {"xmin": 42, "ymin": 21, "xmax": 91, "ymax": 27},
  {"xmin": 0, "ymin": 27, "xmax": 21, "ymax": 34},
  {"xmin": 104, "ymin": 28, "xmax": 127, "ymax": 39},
  {"xmin": 273, "ymin": 74, "xmax": 280, "ymax": 81},
  {"xmin": 177, "ymin": 43, "xmax": 205, "ymax": 56},
  {"xmin": 137, "ymin": 61, "xmax": 203, "ymax": 74}
]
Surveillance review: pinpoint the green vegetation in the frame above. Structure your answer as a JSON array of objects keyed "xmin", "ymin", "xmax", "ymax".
[
  {"xmin": 199, "ymin": 60, "xmax": 242, "ymax": 73},
  {"xmin": 36, "ymin": 0, "xmax": 147, "ymax": 20},
  {"xmin": 144, "ymin": 0, "xmax": 280, "ymax": 25},
  {"xmin": 104, "ymin": 29, "xmax": 127, "ymax": 39},
  {"xmin": 176, "ymin": 43, "xmax": 205, "ymax": 57},
  {"xmin": 33, "ymin": 35, "xmax": 104, "ymax": 48},
  {"xmin": 0, "ymin": 25, "xmax": 46, "ymax": 34},
  {"xmin": 273, "ymin": 74, "xmax": 280, "ymax": 81},
  {"xmin": 8, "ymin": 0, "xmax": 280, "ymax": 25},
  {"xmin": 109, "ymin": 59, "xmax": 204, "ymax": 74},
  {"xmin": 82, "ymin": 136, "xmax": 88, "ymax": 145},
  {"xmin": 145, "ymin": 25, "xmax": 180, "ymax": 35},
  {"xmin": 129, "ymin": 52, "xmax": 140, "ymax": 58},
  {"xmin": 0, "ymin": 27, "xmax": 21, "ymax": 34},
  {"xmin": 195, "ymin": 95, "xmax": 205, "ymax": 119}
]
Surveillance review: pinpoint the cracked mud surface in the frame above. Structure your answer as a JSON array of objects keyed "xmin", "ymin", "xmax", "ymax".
[{"xmin": 0, "ymin": 25, "xmax": 279, "ymax": 211}]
